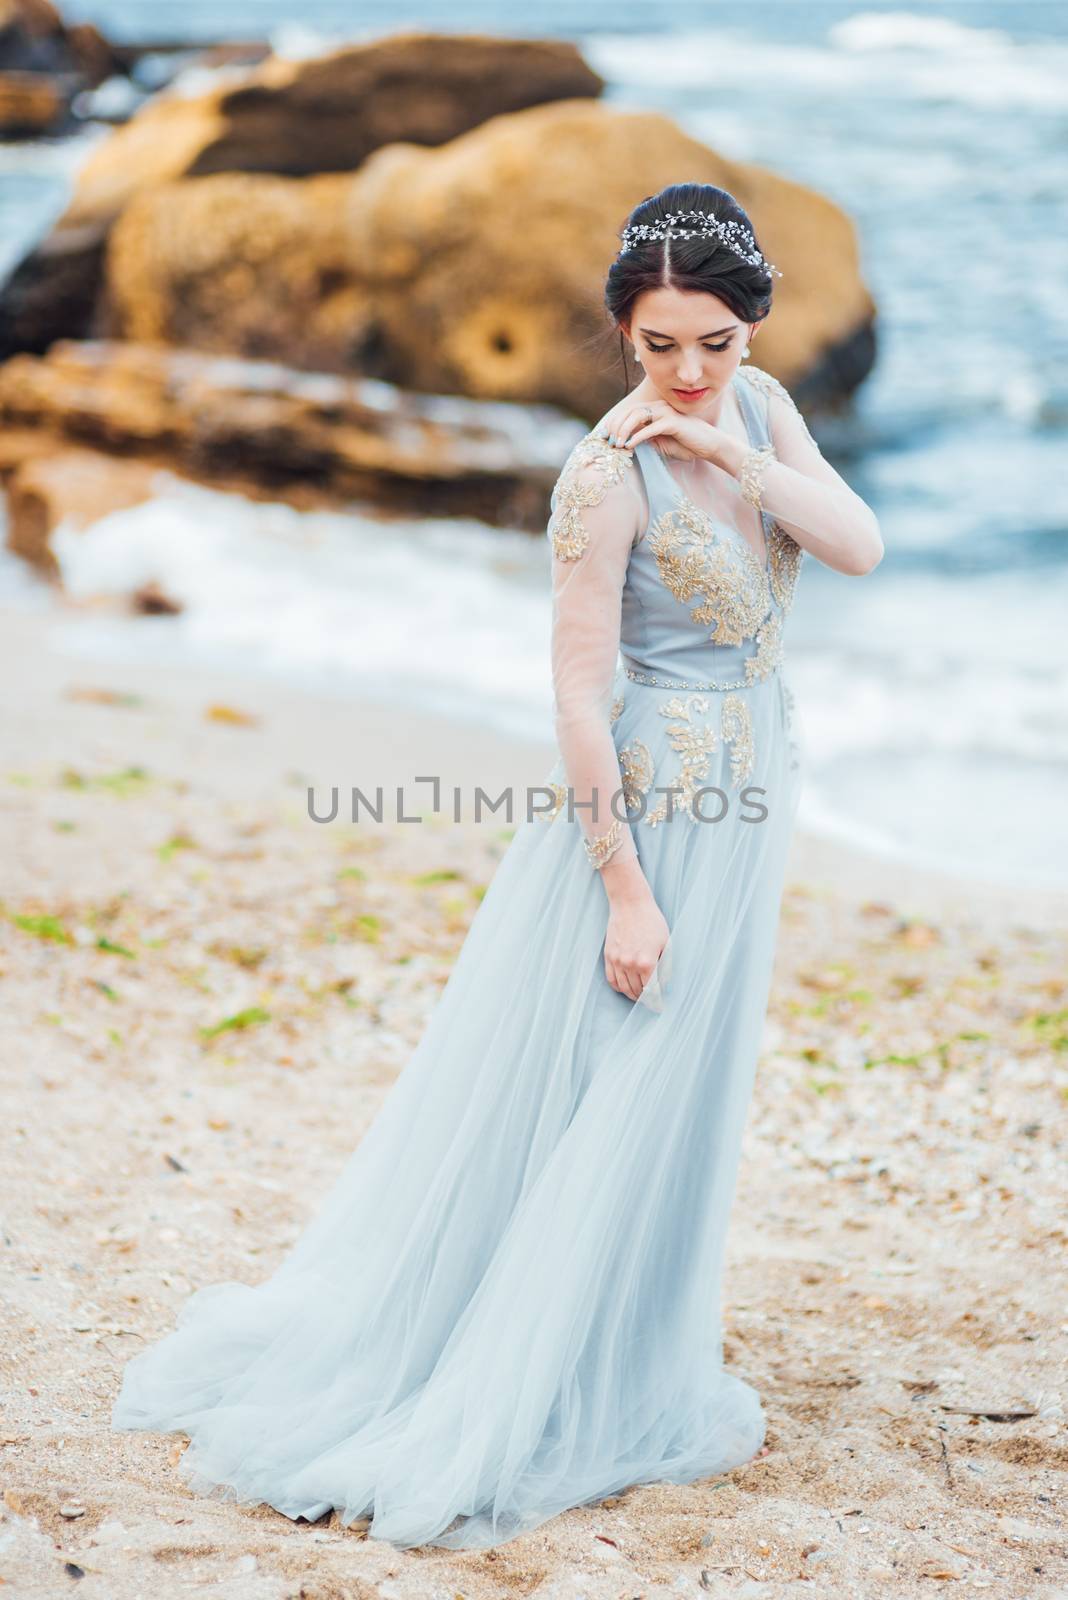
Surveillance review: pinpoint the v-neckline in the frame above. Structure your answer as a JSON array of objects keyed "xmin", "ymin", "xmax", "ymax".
[{"xmin": 647, "ymin": 371, "xmax": 770, "ymax": 575}]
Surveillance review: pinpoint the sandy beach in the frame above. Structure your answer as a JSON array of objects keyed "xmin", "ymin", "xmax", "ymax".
[{"xmin": 1, "ymin": 601, "xmax": 1066, "ymax": 1599}]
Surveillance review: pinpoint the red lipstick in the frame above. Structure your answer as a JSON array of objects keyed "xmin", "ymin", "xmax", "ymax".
[{"xmin": 672, "ymin": 386, "xmax": 709, "ymax": 400}]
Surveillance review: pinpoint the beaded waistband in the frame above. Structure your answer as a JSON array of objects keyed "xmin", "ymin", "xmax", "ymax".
[{"xmin": 624, "ymin": 665, "xmax": 775, "ymax": 692}]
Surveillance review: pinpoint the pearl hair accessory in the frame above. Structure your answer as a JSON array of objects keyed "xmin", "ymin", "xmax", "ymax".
[{"xmin": 619, "ymin": 210, "xmax": 782, "ymax": 279}]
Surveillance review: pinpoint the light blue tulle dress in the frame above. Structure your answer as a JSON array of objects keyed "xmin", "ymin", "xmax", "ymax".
[{"xmin": 111, "ymin": 364, "xmax": 806, "ymax": 1550}]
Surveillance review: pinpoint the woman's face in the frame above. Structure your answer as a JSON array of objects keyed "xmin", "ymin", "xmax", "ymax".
[{"xmin": 623, "ymin": 286, "xmax": 754, "ymax": 412}]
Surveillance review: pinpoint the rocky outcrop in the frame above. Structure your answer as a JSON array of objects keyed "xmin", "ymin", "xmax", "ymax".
[
  {"xmin": 0, "ymin": 340, "xmax": 563, "ymax": 575},
  {"xmin": 0, "ymin": 433, "xmax": 187, "ymax": 609},
  {"xmin": 103, "ymin": 172, "xmax": 365, "ymax": 370},
  {"xmin": 0, "ymin": 68, "xmax": 62, "ymax": 133},
  {"xmin": 0, "ymin": 436, "xmax": 159, "ymax": 578},
  {"xmin": 183, "ymin": 32, "xmax": 604, "ymax": 179},
  {"xmin": 102, "ymin": 100, "xmax": 875, "ymax": 417},
  {"xmin": 0, "ymin": 0, "xmax": 121, "ymax": 134},
  {"xmin": 0, "ymin": 0, "xmax": 118, "ymax": 83},
  {"xmin": 0, "ymin": 32, "xmax": 604, "ymax": 355},
  {"xmin": 345, "ymin": 100, "xmax": 875, "ymax": 415}
]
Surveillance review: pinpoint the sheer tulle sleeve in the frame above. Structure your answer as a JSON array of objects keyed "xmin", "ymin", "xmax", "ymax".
[{"xmin": 546, "ymin": 435, "xmax": 647, "ymax": 872}]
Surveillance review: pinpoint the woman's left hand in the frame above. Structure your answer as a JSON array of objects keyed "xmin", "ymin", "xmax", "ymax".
[{"xmin": 596, "ymin": 398, "xmax": 731, "ymax": 466}]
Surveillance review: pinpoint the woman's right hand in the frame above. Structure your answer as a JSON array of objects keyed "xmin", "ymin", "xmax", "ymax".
[
  {"xmin": 593, "ymin": 383, "xmax": 699, "ymax": 463},
  {"xmin": 592, "ymin": 378, "xmax": 658, "ymax": 448},
  {"xmin": 603, "ymin": 884, "xmax": 671, "ymax": 1002}
]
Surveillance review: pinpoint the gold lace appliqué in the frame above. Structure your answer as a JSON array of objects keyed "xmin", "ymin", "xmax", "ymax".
[
  {"xmin": 619, "ymin": 737, "xmax": 655, "ymax": 814},
  {"xmin": 744, "ymin": 611, "xmax": 784, "ymax": 685},
  {"xmin": 541, "ymin": 684, "xmax": 757, "ymax": 830},
  {"xmin": 537, "ymin": 781, "xmax": 567, "ymax": 823},
  {"xmin": 722, "ymin": 694, "xmax": 755, "ymax": 787},
  {"xmin": 648, "ymin": 496, "xmax": 772, "ymax": 645},
  {"xmin": 547, "ymin": 433, "xmax": 636, "ymax": 562},
  {"xmin": 643, "ymin": 694, "xmax": 715, "ymax": 826},
  {"xmin": 767, "ymin": 524, "xmax": 804, "ymax": 612}
]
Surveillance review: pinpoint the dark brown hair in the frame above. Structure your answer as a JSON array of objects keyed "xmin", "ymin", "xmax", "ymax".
[{"xmin": 604, "ymin": 182, "xmax": 775, "ymax": 389}]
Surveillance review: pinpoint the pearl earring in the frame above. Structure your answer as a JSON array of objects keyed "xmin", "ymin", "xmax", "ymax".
[{"xmin": 742, "ymin": 344, "xmax": 751, "ymax": 358}]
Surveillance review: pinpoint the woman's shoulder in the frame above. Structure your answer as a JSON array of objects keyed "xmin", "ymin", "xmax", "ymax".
[
  {"xmin": 735, "ymin": 363, "xmax": 820, "ymax": 449},
  {"xmin": 734, "ymin": 361, "xmax": 796, "ymax": 408},
  {"xmin": 548, "ymin": 431, "xmax": 641, "ymax": 562},
  {"xmin": 555, "ymin": 429, "xmax": 637, "ymax": 486}
]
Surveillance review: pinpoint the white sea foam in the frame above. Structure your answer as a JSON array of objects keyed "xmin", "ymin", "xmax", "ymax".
[
  {"xmin": 10, "ymin": 475, "xmax": 1063, "ymax": 889},
  {"xmin": 588, "ymin": 22, "xmax": 1068, "ymax": 112},
  {"xmin": 829, "ymin": 12, "xmax": 1011, "ymax": 55},
  {"xmin": 44, "ymin": 476, "xmax": 556, "ymax": 743},
  {"xmin": 267, "ymin": 21, "xmax": 393, "ymax": 60}
]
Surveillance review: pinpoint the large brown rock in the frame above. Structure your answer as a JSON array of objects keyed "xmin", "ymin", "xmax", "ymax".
[
  {"xmin": 0, "ymin": 0, "xmax": 65, "ymax": 53},
  {"xmin": 0, "ymin": 0, "xmax": 119, "ymax": 90},
  {"xmin": 61, "ymin": 32, "xmax": 601, "ymax": 226},
  {"xmin": 0, "ymin": 0, "xmax": 120, "ymax": 122},
  {"xmin": 0, "ymin": 32, "xmax": 603, "ymax": 355},
  {"xmin": 104, "ymin": 100, "xmax": 875, "ymax": 416},
  {"xmin": 185, "ymin": 31, "xmax": 604, "ymax": 179},
  {"xmin": 346, "ymin": 100, "xmax": 875, "ymax": 414},
  {"xmin": 103, "ymin": 172, "xmax": 366, "ymax": 368}
]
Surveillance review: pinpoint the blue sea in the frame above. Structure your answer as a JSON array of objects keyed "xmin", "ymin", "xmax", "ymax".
[{"xmin": 2, "ymin": 1, "xmax": 1066, "ymax": 888}]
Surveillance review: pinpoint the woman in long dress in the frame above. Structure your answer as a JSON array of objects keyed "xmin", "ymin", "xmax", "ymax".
[{"xmin": 111, "ymin": 181, "xmax": 883, "ymax": 1550}]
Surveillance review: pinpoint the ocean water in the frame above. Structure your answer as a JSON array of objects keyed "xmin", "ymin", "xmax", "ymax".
[{"xmin": 1, "ymin": 1, "xmax": 1066, "ymax": 889}]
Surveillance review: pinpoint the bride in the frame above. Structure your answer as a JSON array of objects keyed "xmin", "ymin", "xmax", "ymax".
[{"xmin": 111, "ymin": 181, "xmax": 882, "ymax": 1551}]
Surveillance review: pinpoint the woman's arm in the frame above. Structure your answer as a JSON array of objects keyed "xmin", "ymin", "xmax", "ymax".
[
  {"xmin": 547, "ymin": 437, "xmax": 646, "ymax": 884},
  {"xmin": 716, "ymin": 383, "xmax": 884, "ymax": 577},
  {"xmin": 547, "ymin": 436, "xmax": 670, "ymax": 996}
]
